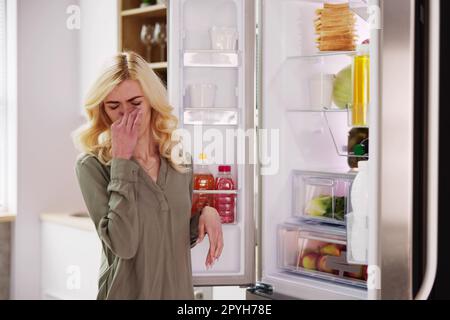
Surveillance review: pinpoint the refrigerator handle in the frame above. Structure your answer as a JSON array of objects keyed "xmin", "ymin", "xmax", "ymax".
[{"xmin": 415, "ymin": 0, "xmax": 440, "ymax": 301}]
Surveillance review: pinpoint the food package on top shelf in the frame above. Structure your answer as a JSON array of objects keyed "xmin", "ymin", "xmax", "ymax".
[{"xmin": 315, "ymin": 2, "xmax": 357, "ymax": 52}]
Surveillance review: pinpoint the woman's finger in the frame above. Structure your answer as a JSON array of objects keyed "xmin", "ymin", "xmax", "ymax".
[
  {"xmin": 132, "ymin": 111, "xmax": 143, "ymax": 133},
  {"xmin": 119, "ymin": 113, "xmax": 128, "ymax": 127},
  {"xmin": 207, "ymin": 237, "xmax": 216, "ymax": 268},
  {"xmin": 126, "ymin": 109, "xmax": 138, "ymax": 132},
  {"xmin": 214, "ymin": 231, "xmax": 224, "ymax": 260}
]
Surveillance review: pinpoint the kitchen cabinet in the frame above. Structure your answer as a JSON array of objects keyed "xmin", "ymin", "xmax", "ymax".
[
  {"xmin": 40, "ymin": 214, "xmax": 101, "ymax": 300},
  {"xmin": 118, "ymin": 0, "xmax": 168, "ymax": 81}
]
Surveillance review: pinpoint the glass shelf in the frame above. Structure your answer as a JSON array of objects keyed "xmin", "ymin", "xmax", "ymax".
[
  {"xmin": 183, "ymin": 108, "xmax": 239, "ymax": 126},
  {"xmin": 184, "ymin": 50, "xmax": 240, "ymax": 68},
  {"xmin": 287, "ymin": 107, "xmax": 347, "ymax": 113},
  {"xmin": 287, "ymin": 51, "xmax": 356, "ymax": 61}
]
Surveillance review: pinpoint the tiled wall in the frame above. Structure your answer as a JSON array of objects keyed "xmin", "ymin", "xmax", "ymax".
[{"xmin": 0, "ymin": 223, "xmax": 11, "ymax": 299}]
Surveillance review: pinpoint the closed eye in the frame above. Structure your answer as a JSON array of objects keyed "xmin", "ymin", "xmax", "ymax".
[{"xmin": 106, "ymin": 104, "xmax": 119, "ymax": 110}]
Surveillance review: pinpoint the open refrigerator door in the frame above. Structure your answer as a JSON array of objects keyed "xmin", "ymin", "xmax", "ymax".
[
  {"xmin": 167, "ymin": 0, "xmax": 257, "ymax": 286},
  {"xmin": 257, "ymin": 0, "xmax": 375, "ymax": 300}
]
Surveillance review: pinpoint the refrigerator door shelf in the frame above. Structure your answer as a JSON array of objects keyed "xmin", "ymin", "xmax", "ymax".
[
  {"xmin": 193, "ymin": 190, "xmax": 238, "ymax": 195},
  {"xmin": 278, "ymin": 224, "xmax": 368, "ymax": 289},
  {"xmin": 169, "ymin": 0, "xmax": 255, "ymax": 287},
  {"xmin": 184, "ymin": 50, "xmax": 240, "ymax": 68},
  {"xmin": 183, "ymin": 108, "xmax": 239, "ymax": 126}
]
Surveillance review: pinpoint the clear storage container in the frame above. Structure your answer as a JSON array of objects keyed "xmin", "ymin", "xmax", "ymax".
[
  {"xmin": 293, "ymin": 171, "xmax": 356, "ymax": 225},
  {"xmin": 278, "ymin": 224, "xmax": 367, "ymax": 288}
]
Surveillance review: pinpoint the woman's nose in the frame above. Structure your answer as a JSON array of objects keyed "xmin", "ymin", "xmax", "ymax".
[{"xmin": 118, "ymin": 105, "xmax": 134, "ymax": 117}]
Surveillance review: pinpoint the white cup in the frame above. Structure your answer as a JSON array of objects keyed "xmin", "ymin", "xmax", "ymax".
[
  {"xmin": 309, "ymin": 74, "xmax": 335, "ymax": 109},
  {"xmin": 189, "ymin": 84, "xmax": 217, "ymax": 108},
  {"xmin": 210, "ymin": 26, "xmax": 238, "ymax": 51}
]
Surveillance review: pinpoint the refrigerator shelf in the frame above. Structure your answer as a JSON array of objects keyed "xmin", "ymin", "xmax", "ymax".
[
  {"xmin": 193, "ymin": 190, "xmax": 238, "ymax": 195},
  {"xmin": 287, "ymin": 107, "xmax": 347, "ymax": 113},
  {"xmin": 287, "ymin": 51, "xmax": 356, "ymax": 61},
  {"xmin": 184, "ymin": 50, "xmax": 240, "ymax": 68},
  {"xmin": 183, "ymin": 108, "xmax": 239, "ymax": 126}
]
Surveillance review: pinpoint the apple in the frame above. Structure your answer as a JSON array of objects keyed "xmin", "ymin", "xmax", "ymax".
[
  {"xmin": 344, "ymin": 267, "xmax": 365, "ymax": 280},
  {"xmin": 300, "ymin": 253, "xmax": 319, "ymax": 271},
  {"xmin": 316, "ymin": 255, "xmax": 336, "ymax": 274},
  {"xmin": 319, "ymin": 244, "xmax": 342, "ymax": 257},
  {"xmin": 362, "ymin": 265, "xmax": 368, "ymax": 281}
]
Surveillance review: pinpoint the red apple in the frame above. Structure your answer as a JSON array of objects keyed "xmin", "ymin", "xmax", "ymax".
[
  {"xmin": 316, "ymin": 255, "xmax": 336, "ymax": 274},
  {"xmin": 319, "ymin": 244, "xmax": 342, "ymax": 257},
  {"xmin": 300, "ymin": 253, "xmax": 319, "ymax": 271}
]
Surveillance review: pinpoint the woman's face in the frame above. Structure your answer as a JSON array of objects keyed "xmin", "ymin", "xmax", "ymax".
[{"xmin": 103, "ymin": 80, "xmax": 151, "ymax": 136}]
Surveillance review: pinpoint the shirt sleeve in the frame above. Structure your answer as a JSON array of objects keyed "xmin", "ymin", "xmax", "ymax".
[
  {"xmin": 188, "ymin": 159, "xmax": 201, "ymax": 248},
  {"xmin": 75, "ymin": 155, "xmax": 141, "ymax": 259}
]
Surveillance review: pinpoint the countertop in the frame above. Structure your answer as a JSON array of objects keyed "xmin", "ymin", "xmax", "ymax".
[
  {"xmin": 40, "ymin": 212, "xmax": 96, "ymax": 232},
  {"xmin": 0, "ymin": 212, "xmax": 16, "ymax": 223}
]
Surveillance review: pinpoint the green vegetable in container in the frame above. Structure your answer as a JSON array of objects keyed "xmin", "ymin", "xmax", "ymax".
[
  {"xmin": 305, "ymin": 195, "xmax": 332, "ymax": 217},
  {"xmin": 333, "ymin": 64, "xmax": 353, "ymax": 110},
  {"xmin": 306, "ymin": 195, "xmax": 347, "ymax": 221}
]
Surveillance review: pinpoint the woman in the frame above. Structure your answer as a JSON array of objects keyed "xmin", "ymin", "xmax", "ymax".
[{"xmin": 73, "ymin": 52, "xmax": 223, "ymax": 300}]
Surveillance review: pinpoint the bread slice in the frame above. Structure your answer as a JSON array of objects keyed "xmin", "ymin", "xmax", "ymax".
[{"xmin": 314, "ymin": 2, "xmax": 357, "ymax": 52}]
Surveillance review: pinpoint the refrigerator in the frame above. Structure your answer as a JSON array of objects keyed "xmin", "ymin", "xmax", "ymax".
[{"xmin": 166, "ymin": 0, "xmax": 445, "ymax": 300}]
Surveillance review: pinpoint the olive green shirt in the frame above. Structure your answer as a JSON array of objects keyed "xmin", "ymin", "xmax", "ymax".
[{"xmin": 75, "ymin": 153, "xmax": 200, "ymax": 300}]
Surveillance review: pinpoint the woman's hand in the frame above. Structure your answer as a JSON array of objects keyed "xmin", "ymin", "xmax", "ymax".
[
  {"xmin": 197, "ymin": 206, "xmax": 224, "ymax": 269},
  {"xmin": 111, "ymin": 109, "xmax": 142, "ymax": 160}
]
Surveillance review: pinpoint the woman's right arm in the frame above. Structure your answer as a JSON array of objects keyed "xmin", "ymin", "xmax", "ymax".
[{"xmin": 76, "ymin": 155, "xmax": 140, "ymax": 260}]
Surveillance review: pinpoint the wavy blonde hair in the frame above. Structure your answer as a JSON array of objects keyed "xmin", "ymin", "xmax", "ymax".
[{"xmin": 73, "ymin": 52, "xmax": 187, "ymax": 173}]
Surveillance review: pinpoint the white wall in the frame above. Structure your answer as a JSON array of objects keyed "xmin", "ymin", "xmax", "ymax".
[
  {"xmin": 11, "ymin": 0, "xmax": 119, "ymax": 299},
  {"xmin": 79, "ymin": 0, "xmax": 118, "ymax": 104},
  {"xmin": 11, "ymin": 0, "xmax": 82, "ymax": 299}
]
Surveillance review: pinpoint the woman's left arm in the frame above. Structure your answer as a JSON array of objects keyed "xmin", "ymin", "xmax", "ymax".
[
  {"xmin": 188, "ymin": 162, "xmax": 224, "ymax": 268},
  {"xmin": 197, "ymin": 206, "xmax": 224, "ymax": 269}
]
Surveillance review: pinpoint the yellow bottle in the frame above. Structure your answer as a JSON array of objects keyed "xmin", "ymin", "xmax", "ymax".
[{"xmin": 352, "ymin": 44, "xmax": 370, "ymax": 127}]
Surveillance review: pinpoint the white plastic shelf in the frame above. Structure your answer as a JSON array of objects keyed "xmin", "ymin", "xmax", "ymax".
[
  {"xmin": 184, "ymin": 50, "xmax": 240, "ymax": 68},
  {"xmin": 183, "ymin": 108, "xmax": 239, "ymax": 126},
  {"xmin": 193, "ymin": 190, "xmax": 238, "ymax": 195}
]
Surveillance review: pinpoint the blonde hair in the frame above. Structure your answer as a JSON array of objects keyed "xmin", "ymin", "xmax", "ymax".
[{"xmin": 73, "ymin": 52, "xmax": 187, "ymax": 173}]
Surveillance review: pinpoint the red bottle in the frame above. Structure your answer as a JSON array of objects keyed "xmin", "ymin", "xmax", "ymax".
[
  {"xmin": 214, "ymin": 165, "xmax": 236, "ymax": 224},
  {"xmin": 191, "ymin": 154, "xmax": 215, "ymax": 216}
]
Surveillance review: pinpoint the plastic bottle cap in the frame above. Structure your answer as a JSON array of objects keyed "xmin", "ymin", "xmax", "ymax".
[
  {"xmin": 353, "ymin": 144, "xmax": 366, "ymax": 156},
  {"xmin": 218, "ymin": 165, "xmax": 231, "ymax": 172},
  {"xmin": 198, "ymin": 153, "xmax": 207, "ymax": 161}
]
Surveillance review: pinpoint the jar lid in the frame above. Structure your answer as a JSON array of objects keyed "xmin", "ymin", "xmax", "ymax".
[{"xmin": 218, "ymin": 165, "xmax": 231, "ymax": 172}]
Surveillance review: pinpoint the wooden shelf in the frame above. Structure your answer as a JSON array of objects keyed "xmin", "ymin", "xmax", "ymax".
[
  {"xmin": 121, "ymin": 4, "xmax": 166, "ymax": 18},
  {"xmin": 149, "ymin": 62, "xmax": 168, "ymax": 70}
]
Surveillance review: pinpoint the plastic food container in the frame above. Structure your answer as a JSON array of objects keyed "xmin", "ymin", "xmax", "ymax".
[
  {"xmin": 293, "ymin": 171, "xmax": 356, "ymax": 225},
  {"xmin": 278, "ymin": 223, "xmax": 367, "ymax": 288}
]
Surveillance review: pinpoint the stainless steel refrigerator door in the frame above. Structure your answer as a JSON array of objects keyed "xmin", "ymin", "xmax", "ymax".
[
  {"xmin": 376, "ymin": 0, "xmax": 416, "ymax": 300},
  {"xmin": 167, "ymin": 0, "xmax": 257, "ymax": 287}
]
